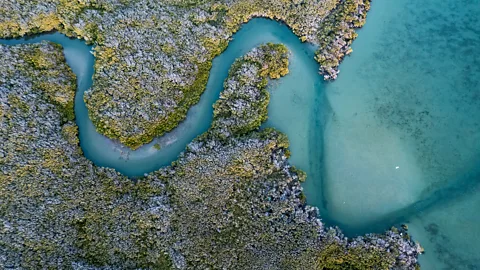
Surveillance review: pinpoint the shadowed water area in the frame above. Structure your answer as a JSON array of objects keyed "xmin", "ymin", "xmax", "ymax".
[{"xmin": 1, "ymin": 1, "xmax": 480, "ymax": 268}]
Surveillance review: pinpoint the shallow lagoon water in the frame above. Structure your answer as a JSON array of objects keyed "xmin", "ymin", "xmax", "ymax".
[
  {"xmin": 315, "ymin": 0, "xmax": 480, "ymax": 269},
  {"xmin": 2, "ymin": 2, "xmax": 480, "ymax": 268}
]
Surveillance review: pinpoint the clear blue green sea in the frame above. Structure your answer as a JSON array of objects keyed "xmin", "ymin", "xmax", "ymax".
[{"xmin": 304, "ymin": 1, "xmax": 480, "ymax": 268}]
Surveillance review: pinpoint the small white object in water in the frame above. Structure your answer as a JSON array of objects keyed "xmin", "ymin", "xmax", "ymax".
[{"xmin": 395, "ymin": 166, "xmax": 400, "ymax": 169}]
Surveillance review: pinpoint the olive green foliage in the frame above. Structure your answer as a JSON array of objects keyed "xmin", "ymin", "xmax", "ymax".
[
  {"xmin": 316, "ymin": 243, "xmax": 394, "ymax": 270},
  {"xmin": 91, "ymin": 60, "xmax": 216, "ymax": 149},
  {"xmin": 165, "ymin": 128, "xmax": 324, "ymax": 268},
  {"xmin": 0, "ymin": 43, "xmax": 173, "ymax": 269},
  {"xmin": 72, "ymin": 179, "xmax": 173, "ymax": 269},
  {"xmin": 14, "ymin": 42, "xmax": 76, "ymax": 122},
  {"xmin": 165, "ymin": 0, "xmax": 216, "ymax": 8},
  {"xmin": 315, "ymin": 0, "xmax": 371, "ymax": 79},
  {"xmin": 314, "ymin": 227, "xmax": 422, "ymax": 270},
  {"xmin": 223, "ymin": 0, "xmax": 338, "ymax": 36},
  {"xmin": 211, "ymin": 43, "xmax": 289, "ymax": 139}
]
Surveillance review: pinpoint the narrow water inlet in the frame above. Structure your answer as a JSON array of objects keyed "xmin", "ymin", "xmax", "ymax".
[{"xmin": 0, "ymin": 18, "xmax": 325, "ymax": 178}]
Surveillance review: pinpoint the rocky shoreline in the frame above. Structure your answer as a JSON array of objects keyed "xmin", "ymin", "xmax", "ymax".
[
  {"xmin": 0, "ymin": 0, "xmax": 371, "ymax": 148},
  {"xmin": 1, "ymin": 42, "xmax": 421, "ymax": 269}
]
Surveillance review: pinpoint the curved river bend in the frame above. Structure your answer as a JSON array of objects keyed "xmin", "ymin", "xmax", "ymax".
[
  {"xmin": 2, "ymin": 3, "xmax": 480, "ymax": 269},
  {"xmin": 1, "ymin": 18, "xmax": 325, "ymax": 179}
]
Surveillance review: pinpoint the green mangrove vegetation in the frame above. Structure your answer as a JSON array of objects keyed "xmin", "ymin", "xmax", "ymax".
[
  {"xmin": 0, "ymin": 0, "xmax": 370, "ymax": 148},
  {"xmin": 0, "ymin": 42, "xmax": 421, "ymax": 269}
]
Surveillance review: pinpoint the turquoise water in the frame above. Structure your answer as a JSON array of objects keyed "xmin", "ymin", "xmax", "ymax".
[
  {"xmin": 312, "ymin": 0, "xmax": 480, "ymax": 269},
  {"xmin": 2, "ymin": 3, "xmax": 480, "ymax": 268},
  {"xmin": 0, "ymin": 19, "xmax": 324, "ymax": 178}
]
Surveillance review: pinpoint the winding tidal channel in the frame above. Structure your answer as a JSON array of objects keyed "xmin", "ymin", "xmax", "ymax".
[{"xmin": 2, "ymin": 1, "xmax": 480, "ymax": 269}]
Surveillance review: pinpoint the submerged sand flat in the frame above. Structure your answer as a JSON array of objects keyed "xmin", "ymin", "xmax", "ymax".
[{"xmin": 311, "ymin": 1, "xmax": 480, "ymax": 269}]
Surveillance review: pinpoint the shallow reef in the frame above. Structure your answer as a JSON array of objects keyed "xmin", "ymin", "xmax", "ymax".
[
  {"xmin": 0, "ymin": 42, "xmax": 421, "ymax": 269},
  {"xmin": 0, "ymin": 0, "xmax": 370, "ymax": 148}
]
